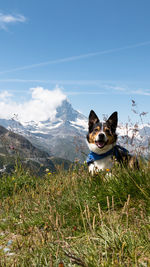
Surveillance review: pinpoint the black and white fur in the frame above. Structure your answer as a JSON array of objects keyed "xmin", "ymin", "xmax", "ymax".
[{"xmin": 86, "ymin": 110, "xmax": 138, "ymax": 174}]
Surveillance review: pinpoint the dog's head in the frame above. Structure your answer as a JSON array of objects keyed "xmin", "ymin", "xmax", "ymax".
[{"xmin": 87, "ymin": 110, "xmax": 118, "ymax": 154}]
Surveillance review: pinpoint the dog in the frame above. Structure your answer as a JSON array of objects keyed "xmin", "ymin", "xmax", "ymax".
[{"xmin": 86, "ymin": 110, "xmax": 138, "ymax": 174}]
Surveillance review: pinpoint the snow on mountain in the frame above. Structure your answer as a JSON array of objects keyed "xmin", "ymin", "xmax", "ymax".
[
  {"xmin": 0, "ymin": 100, "xmax": 89, "ymax": 161},
  {"xmin": 117, "ymin": 123, "xmax": 150, "ymax": 156},
  {"xmin": 19, "ymin": 100, "xmax": 87, "ymax": 134},
  {"xmin": 70, "ymin": 118, "xmax": 88, "ymax": 131},
  {"xmin": 0, "ymin": 99, "xmax": 149, "ymax": 161}
]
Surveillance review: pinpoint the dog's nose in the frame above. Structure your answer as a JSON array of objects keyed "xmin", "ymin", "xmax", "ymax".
[{"xmin": 98, "ymin": 133, "xmax": 105, "ymax": 141}]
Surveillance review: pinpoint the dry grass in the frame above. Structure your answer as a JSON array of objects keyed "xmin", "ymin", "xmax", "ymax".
[{"xmin": 0, "ymin": 162, "xmax": 150, "ymax": 266}]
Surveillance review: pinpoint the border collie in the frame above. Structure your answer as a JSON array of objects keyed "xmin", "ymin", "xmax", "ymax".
[{"xmin": 86, "ymin": 110, "xmax": 138, "ymax": 174}]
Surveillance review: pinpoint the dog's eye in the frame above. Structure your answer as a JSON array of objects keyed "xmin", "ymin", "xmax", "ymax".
[
  {"xmin": 94, "ymin": 128, "xmax": 99, "ymax": 133},
  {"xmin": 105, "ymin": 129, "xmax": 111, "ymax": 135}
]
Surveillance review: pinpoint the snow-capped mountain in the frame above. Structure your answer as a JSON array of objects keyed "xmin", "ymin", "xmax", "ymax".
[
  {"xmin": 23, "ymin": 100, "xmax": 88, "ymax": 134},
  {"xmin": 0, "ymin": 100, "xmax": 149, "ymax": 161},
  {"xmin": 0, "ymin": 100, "xmax": 88, "ymax": 161},
  {"xmin": 117, "ymin": 123, "xmax": 150, "ymax": 156}
]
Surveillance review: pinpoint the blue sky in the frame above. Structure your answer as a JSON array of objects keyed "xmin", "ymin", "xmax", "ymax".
[{"xmin": 0, "ymin": 0, "xmax": 150, "ymax": 124}]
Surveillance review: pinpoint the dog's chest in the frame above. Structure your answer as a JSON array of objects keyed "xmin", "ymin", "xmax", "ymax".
[{"xmin": 88, "ymin": 155, "xmax": 113, "ymax": 174}]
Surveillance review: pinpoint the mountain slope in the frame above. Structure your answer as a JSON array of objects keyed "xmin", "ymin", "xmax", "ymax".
[{"xmin": 0, "ymin": 125, "xmax": 56, "ymax": 174}]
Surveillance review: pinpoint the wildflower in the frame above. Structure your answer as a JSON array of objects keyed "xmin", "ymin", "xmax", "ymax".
[
  {"xmin": 12, "ymin": 177, "xmax": 15, "ymax": 181},
  {"xmin": 7, "ymin": 240, "xmax": 13, "ymax": 246},
  {"xmin": 3, "ymin": 247, "xmax": 11, "ymax": 253},
  {"xmin": 45, "ymin": 168, "xmax": 49, "ymax": 172},
  {"xmin": 106, "ymin": 168, "xmax": 110, "ymax": 172},
  {"xmin": 48, "ymin": 172, "xmax": 52, "ymax": 175},
  {"xmin": 58, "ymin": 262, "xmax": 64, "ymax": 267}
]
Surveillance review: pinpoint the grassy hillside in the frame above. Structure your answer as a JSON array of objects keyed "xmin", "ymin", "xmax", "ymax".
[{"xmin": 0, "ymin": 162, "xmax": 150, "ymax": 266}]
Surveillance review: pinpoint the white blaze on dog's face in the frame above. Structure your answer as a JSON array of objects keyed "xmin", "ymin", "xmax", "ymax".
[{"xmin": 87, "ymin": 110, "xmax": 118, "ymax": 154}]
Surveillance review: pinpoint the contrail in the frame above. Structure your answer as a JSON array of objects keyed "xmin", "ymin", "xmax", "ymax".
[{"xmin": 0, "ymin": 41, "xmax": 150, "ymax": 75}]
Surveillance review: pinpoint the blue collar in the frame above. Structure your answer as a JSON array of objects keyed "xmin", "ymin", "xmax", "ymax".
[{"xmin": 86, "ymin": 145, "xmax": 129, "ymax": 165}]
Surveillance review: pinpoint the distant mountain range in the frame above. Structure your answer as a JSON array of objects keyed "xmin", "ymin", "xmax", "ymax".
[{"xmin": 0, "ymin": 99, "xmax": 149, "ymax": 162}]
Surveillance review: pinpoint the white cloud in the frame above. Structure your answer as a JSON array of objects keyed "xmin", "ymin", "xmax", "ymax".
[
  {"xmin": 0, "ymin": 87, "xmax": 67, "ymax": 123},
  {"xmin": 131, "ymin": 90, "xmax": 150, "ymax": 96},
  {"xmin": 0, "ymin": 90, "xmax": 12, "ymax": 99},
  {"xmin": 0, "ymin": 13, "xmax": 26, "ymax": 30},
  {"xmin": 108, "ymin": 86, "xmax": 126, "ymax": 91}
]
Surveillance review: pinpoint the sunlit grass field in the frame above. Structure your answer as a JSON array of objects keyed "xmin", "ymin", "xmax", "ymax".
[{"xmin": 0, "ymin": 162, "xmax": 150, "ymax": 266}]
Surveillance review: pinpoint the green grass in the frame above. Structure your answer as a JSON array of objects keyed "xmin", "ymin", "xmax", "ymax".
[{"xmin": 0, "ymin": 162, "xmax": 150, "ymax": 266}]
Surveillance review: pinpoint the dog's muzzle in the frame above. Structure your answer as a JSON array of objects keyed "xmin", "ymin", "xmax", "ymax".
[{"xmin": 95, "ymin": 133, "xmax": 107, "ymax": 149}]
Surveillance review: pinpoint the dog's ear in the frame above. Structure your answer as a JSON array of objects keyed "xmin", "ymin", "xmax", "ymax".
[
  {"xmin": 106, "ymin": 112, "xmax": 118, "ymax": 132},
  {"xmin": 88, "ymin": 110, "xmax": 99, "ymax": 132}
]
